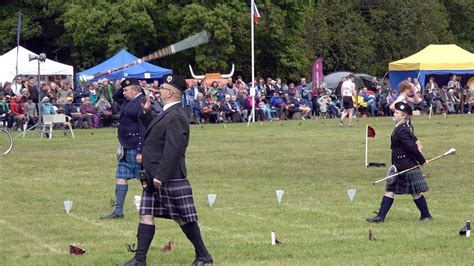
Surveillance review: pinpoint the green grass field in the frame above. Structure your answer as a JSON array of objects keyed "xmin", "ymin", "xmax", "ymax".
[{"xmin": 1, "ymin": 115, "xmax": 473, "ymax": 265}]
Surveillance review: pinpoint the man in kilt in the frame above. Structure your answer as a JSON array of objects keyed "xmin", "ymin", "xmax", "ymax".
[
  {"xmin": 366, "ymin": 102, "xmax": 432, "ymax": 223},
  {"xmin": 123, "ymin": 74, "xmax": 212, "ymax": 266},
  {"xmin": 101, "ymin": 78, "xmax": 145, "ymax": 220}
]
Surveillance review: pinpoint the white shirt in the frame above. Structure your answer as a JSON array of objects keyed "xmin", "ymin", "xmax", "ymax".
[
  {"xmin": 341, "ymin": 80, "xmax": 355, "ymax": 96},
  {"xmin": 162, "ymin": 101, "xmax": 180, "ymax": 112}
]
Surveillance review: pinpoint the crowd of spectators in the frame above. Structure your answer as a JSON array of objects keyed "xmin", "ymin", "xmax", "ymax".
[{"xmin": 1, "ymin": 73, "xmax": 474, "ymax": 130}]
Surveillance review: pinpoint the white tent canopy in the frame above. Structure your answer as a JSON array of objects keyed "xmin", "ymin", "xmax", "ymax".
[{"xmin": 0, "ymin": 46, "xmax": 73, "ymax": 84}]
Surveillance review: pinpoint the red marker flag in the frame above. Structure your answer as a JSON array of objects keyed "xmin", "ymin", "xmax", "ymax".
[{"xmin": 367, "ymin": 126, "xmax": 376, "ymax": 138}]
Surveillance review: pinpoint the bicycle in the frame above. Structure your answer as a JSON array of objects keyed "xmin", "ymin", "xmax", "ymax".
[{"xmin": 0, "ymin": 128, "xmax": 13, "ymax": 156}]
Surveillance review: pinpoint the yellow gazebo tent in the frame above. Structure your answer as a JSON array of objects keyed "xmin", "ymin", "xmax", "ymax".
[{"xmin": 388, "ymin": 44, "xmax": 474, "ymax": 91}]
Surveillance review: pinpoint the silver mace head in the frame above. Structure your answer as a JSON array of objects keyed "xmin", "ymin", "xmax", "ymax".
[{"xmin": 443, "ymin": 148, "xmax": 456, "ymax": 156}]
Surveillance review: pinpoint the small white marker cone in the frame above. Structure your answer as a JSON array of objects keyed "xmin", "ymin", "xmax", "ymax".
[
  {"xmin": 134, "ymin": 195, "xmax": 141, "ymax": 210},
  {"xmin": 271, "ymin": 231, "xmax": 276, "ymax": 246},
  {"xmin": 467, "ymin": 220, "xmax": 471, "ymax": 238},
  {"xmin": 347, "ymin": 188, "xmax": 356, "ymax": 202},
  {"xmin": 223, "ymin": 123, "xmax": 227, "ymax": 129},
  {"xmin": 276, "ymin": 189, "xmax": 284, "ymax": 204},
  {"xmin": 64, "ymin": 200, "xmax": 73, "ymax": 214},
  {"xmin": 208, "ymin": 194, "xmax": 217, "ymax": 208}
]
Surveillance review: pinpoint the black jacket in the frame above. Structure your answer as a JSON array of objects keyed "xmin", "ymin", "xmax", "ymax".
[
  {"xmin": 391, "ymin": 121, "xmax": 426, "ymax": 171},
  {"xmin": 140, "ymin": 103, "xmax": 189, "ymax": 183}
]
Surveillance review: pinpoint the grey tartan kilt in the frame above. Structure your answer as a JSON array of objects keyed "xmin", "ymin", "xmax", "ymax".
[
  {"xmin": 386, "ymin": 168, "xmax": 429, "ymax": 194},
  {"xmin": 139, "ymin": 178, "xmax": 198, "ymax": 223}
]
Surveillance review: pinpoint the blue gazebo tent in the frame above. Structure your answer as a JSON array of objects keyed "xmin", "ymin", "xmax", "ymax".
[{"xmin": 76, "ymin": 49, "xmax": 172, "ymax": 85}]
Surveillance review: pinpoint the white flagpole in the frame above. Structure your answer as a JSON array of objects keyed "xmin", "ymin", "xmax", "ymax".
[
  {"xmin": 251, "ymin": 0, "xmax": 256, "ymax": 123},
  {"xmin": 365, "ymin": 124, "xmax": 368, "ymax": 167}
]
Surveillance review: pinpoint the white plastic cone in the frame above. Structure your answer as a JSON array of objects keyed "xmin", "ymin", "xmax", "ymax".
[
  {"xmin": 208, "ymin": 194, "xmax": 217, "ymax": 208},
  {"xmin": 276, "ymin": 189, "xmax": 284, "ymax": 204},
  {"xmin": 347, "ymin": 188, "xmax": 356, "ymax": 202},
  {"xmin": 134, "ymin": 195, "xmax": 141, "ymax": 210},
  {"xmin": 64, "ymin": 200, "xmax": 73, "ymax": 214}
]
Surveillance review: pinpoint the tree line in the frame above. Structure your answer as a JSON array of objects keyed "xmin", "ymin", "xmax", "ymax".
[{"xmin": 0, "ymin": 0, "xmax": 473, "ymax": 82}]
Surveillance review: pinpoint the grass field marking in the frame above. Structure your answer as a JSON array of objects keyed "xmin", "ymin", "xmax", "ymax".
[
  {"xmin": 285, "ymin": 202, "xmax": 362, "ymax": 221},
  {"xmin": 0, "ymin": 218, "xmax": 62, "ymax": 254},
  {"xmin": 199, "ymin": 224, "xmax": 252, "ymax": 240},
  {"xmin": 69, "ymin": 213, "xmax": 134, "ymax": 237}
]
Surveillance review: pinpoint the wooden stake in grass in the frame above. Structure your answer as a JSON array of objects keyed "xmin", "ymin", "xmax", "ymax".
[{"xmin": 369, "ymin": 229, "xmax": 376, "ymax": 241}]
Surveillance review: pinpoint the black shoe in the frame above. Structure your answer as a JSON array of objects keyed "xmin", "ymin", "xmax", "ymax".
[
  {"xmin": 119, "ymin": 258, "xmax": 146, "ymax": 266},
  {"xmin": 420, "ymin": 216, "xmax": 433, "ymax": 222},
  {"xmin": 192, "ymin": 254, "xmax": 213, "ymax": 266},
  {"xmin": 366, "ymin": 216, "xmax": 384, "ymax": 223},
  {"xmin": 100, "ymin": 212, "xmax": 124, "ymax": 220}
]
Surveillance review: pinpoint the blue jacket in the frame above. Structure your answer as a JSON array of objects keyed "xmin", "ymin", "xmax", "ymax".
[{"xmin": 113, "ymin": 88, "xmax": 146, "ymax": 152}]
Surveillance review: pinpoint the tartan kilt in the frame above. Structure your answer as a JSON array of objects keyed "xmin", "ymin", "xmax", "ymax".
[
  {"xmin": 116, "ymin": 148, "xmax": 140, "ymax": 179},
  {"xmin": 139, "ymin": 178, "xmax": 198, "ymax": 223},
  {"xmin": 386, "ymin": 168, "xmax": 429, "ymax": 194}
]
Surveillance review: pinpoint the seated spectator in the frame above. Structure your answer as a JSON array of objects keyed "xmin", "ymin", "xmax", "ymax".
[
  {"xmin": 208, "ymin": 81, "xmax": 219, "ymax": 102},
  {"xmin": 440, "ymin": 86, "xmax": 455, "ymax": 114},
  {"xmin": 428, "ymin": 88, "xmax": 444, "ymax": 114},
  {"xmin": 88, "ymin": 83, "xmax": 99, "ymax": 106},
  {"xmin": 57, "ymin": 82, "xmax": 74, "ymax": 106},
  {"xmin": 467, "ymin": 83, "xmax": 474, "ymax": 114},
  {"xmin": 0, "ymin": 96, "xmax": 13, "ymax": 129},
  {"xmin": 64, "ymin": 96, "xmax": 87, "ymax": 128},
  {"xmin": 287, "ymin": 82, "xmax": 297, "ymax": 96},
  {"xmin": 193, "ymin": 93, "xmax": 210, "ymax": 123},
  {"xmin": 20, "ymin": 85, "xmax": 30, "ymax": 103},
  {"xmin": 211, "ymin": 99, "xmax": 225, "ymax": 123},
  {"xmin": 352, "ymin": 94, "xmax": 368, "ymax": 117},
  {"xmin": 447, "ymin": 89, "xmax": 460, "ymax": 113},
  {"xmin": 230, "ymin": 95, "xmax": 243, "ymax": 122},
  {"xmin": 40, "ymin": 97, "xmax": 57, "ymax": 115},
  {"xmin": 96, "ymin": 96, "xmax": 113, "ymax": 126},
  {"xmin": 257, "ymin": 93, "xmax": 272, "ymax": 121},
  {"xmin": 326, "ymin": 94, "xmax": 340, "ymax": 118},
  {"xmin": 425, "ymin": 77, "xmax": 439, "ymax": 93},
  {"xmin": 224, "ymin": 78, "xmax": 238, "ymax": 97},
  {"xmin": 283, "ymin": 92, "xmax": 299, "ymax": 119},
  {"xmin": 317, "ymin": 92, "xmax": 330, "ymax": 118},
  {"xmin": 80, "ymin": 97, "xmax": 98, "ymax": 128},
  {"xmin": 412, "ymin": 92, "xmax": 429, "ymax": 113},
  {"xmin": 294, "ymin": 93, "xmax": 311, "ymax": 120},
  {"xmin": 24, "ymin": 97, "xmax": 38, "ymax": 128},
  {"xmin": 10, "ymin": 93, "xmax": 27, "ymax": 131},
  {"xmin": 359, "ymin": 87, "xmax": 377, "ymax": 116},
  {"xmin": 270, "ymin": 91, "xmax": 285, "ymax": 121},
  {"xmin": 74, "ymin": 84, "xmax": 90, "ymax": 104},
  {"xmin": 243, "ymin": 94, "xmax": 264, "ymax": 121},
  {"xmin": 222, "ymin": 95, "xmax": 241, "ymax": 122}
]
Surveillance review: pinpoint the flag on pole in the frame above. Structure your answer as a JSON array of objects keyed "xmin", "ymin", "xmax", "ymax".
[
  {"xmin": 253, "ymin": 3, "xmax": 261, "ymax": 24},
  {"xmin": 16, "ymin": 9, "xmax": 22, "ymax": 77},
  {"xmin": 312, "ymin": 57, "xmax": 324, "ymax": 85},
  {"xmin": 16, "ymin": 10, "xmax": 22, "ymax": 46},
  {"xmin": 367, "ymin": 126, "xmax": 376, "ymax": 138}
]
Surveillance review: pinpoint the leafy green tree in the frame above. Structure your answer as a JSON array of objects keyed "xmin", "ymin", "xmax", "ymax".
[{"xmin": 59, "ymin": 0, "xmax": 158, "ymax": 70}]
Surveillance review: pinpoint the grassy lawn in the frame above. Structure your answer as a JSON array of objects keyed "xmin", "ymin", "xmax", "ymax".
[{"xmin": 0, "ymin": 114, "xmax": 473, "ymax": 265}]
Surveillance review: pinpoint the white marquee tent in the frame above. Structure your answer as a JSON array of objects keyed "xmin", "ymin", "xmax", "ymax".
[{"xmin": 0, "ymin": 46, "xmax": 73, "ymax": 84}]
